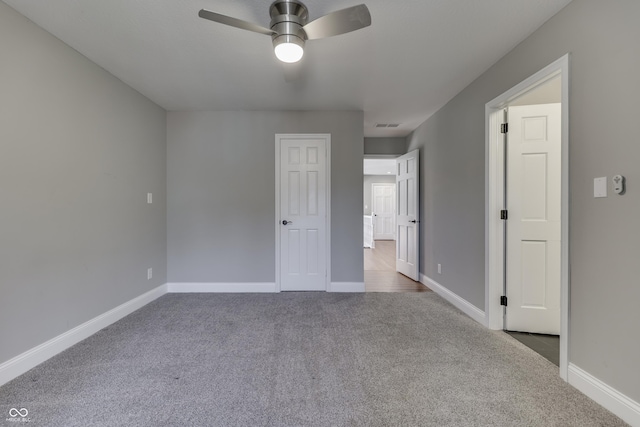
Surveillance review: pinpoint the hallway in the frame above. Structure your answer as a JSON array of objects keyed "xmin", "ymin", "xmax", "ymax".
[{"xmin": 364, "ymin": 240, "xmax": 430, "ymax": 292}]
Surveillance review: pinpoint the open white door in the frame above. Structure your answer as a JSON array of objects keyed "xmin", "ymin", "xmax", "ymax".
[
  {"xmin": 396, "ymin": 150, "xmax": 419, "ymax": 281},
  {"xmin": 372, "ymin": 183, "xmax": 395, "ymax": 240},
  {"xmin": 506, "ymin": 104, "xmax": 561, "ymax": 334},
  {"xmin": 277, "ymin": 134, "xmax": 329, "ymax": 291}
]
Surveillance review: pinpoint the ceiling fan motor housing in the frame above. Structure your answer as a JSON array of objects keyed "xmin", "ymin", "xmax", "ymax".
[{"xmin": 269, "ymin": 0, "xmax": 309, "ymax": 50}]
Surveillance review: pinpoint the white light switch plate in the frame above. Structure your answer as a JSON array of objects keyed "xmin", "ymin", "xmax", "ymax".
[{"xmin": 594, "ymin": 177, "xmax": 607, "ymax": 198}]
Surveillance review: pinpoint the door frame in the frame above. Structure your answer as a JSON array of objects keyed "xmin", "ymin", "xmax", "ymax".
[
  {"xmin": 275, "ymin": 133, "xmax": 331, "ymax": 292},
  {"xmin": 371, "ymin": 182, "xmax": 396, "ymax": 240},
  {"xmin": 485, "ymin": 54, "xmax": 570, "ymax": 380}
]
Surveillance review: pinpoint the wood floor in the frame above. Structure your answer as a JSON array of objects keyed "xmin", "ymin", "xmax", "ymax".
[{"xmin": 365, "ymin": 240, "xmax": 431, "ymax": 292}]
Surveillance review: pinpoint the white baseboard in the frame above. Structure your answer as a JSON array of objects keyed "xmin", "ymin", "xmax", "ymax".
[
  {"xmin": 329, "ymin": 282, "xmax": 365, "ymax": 292},
  {"xmin": 568, "ymin": 363, "xmax": 640, "ymax": 426},
  {"xmin": 421, "ymin": 274, "xmax": 486, "ymax": 326},
  {"xmin": 0, "ymin": 284, "xmax": 167, "ymax": 387},
  {"xmin": 167, "ymin": 282, "xmax": 365, "ymax": 293},
  {"xmin": 167, "ymin": 282, "xmax": 277, "ymax": 293}
]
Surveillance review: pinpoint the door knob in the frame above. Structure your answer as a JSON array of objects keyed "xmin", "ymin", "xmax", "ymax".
[
  {"xmin": 282, "ymin": 220, "xmax": 293, "ymax": 225},
  {"xmin": 410, "ymin": 220, "xmax": 418, "ymax": 223}
]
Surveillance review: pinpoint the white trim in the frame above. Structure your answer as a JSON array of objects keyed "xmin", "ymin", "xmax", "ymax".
[
  {"xmin": 568, "ymin": 364, "xmax": 640, "ymax": 426},
  {"xmin": 167, "ymin": 282, "xmax": 277, "ymax": 293},
  {"xmin": 326, "ymin": 138, "xmax": 332, "ymax": 293},
  {"xmin": 485, "ymin": 54, "xmax": 570, "ymax": 380},
  {"xmin": 0, "ymin": 284, "xmax": 167, "ymax": 387},
  {"xmin": 275, "ymin": 134, "xmax": 331, "ymax": 292},
  {"xmin": 275, "ymin": 137, "xmax": 281, "ymax": 292},
  {"xmin": 559, "ymin": 56, "xmax": 570, "ymax": 380},
  {"xmin": 328, "ymin": 282, "xmax": 365, "ymax": 292},
  {"xmin": 485, "ymin": 106, "xmax": 506, "ymax": 331},
  {"xmin": 363, "ymin": 154, "xmax": 402, "ymax": 159},
  {"xmin": 421, "ymin": 274, "xmax": 486, "ymax": 326}
]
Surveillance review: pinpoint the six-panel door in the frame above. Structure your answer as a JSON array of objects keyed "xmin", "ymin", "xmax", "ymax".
[
  {"xmin": 396, "ymin": 150, "xmax": 419, "ymax": 281},
  {"xmin": 506, "ymin": 104, "xmax": 561, "ymax": 334},
  {"xmin": 279, "ymin": 137, "xmax": 327, "ymax": 291},
  {"xmin": 372, "ymin": 183, "xmax": 396, "ymax": 240}
]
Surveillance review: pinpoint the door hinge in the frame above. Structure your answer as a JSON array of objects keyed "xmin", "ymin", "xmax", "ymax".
[
  {"xmin": 500, "ymin": 210, "xmax": 508, "ymax": 220},
  {"xmin": 501, "ymin": 123, "xmax": 509, "ymax": 134},
  {"xmin": 500, "ymin": 296, "xmax": 508, "ymax": 306}
]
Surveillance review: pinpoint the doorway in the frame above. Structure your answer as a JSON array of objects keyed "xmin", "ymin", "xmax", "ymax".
[
  {"xmin": 485, "ymin": 55, "xmax": 569, "ymax": 379},
  {"xmin": 363, "ymin": 156, "xmax": 428, "ymax": 292},
  {"xmin": 504, "ymin": 97, "xmax": 562, "ymax": 366}
]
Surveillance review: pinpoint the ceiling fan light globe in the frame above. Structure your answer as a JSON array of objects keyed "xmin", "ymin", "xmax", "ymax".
[{"xmin": 274, "ymin": 42, "xmax": 304, "ymax": 63}]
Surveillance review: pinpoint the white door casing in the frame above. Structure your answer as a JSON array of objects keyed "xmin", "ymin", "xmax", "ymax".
[
  {"xmin": 276, "ymin": 134, "xmax": 330, "ymax": 291},
  {"xmin": 486, "ymin": 54, "xmax": 569, "ymax": 379},
  {"xmin": 372, "ymin": 183, "xmax": 395, "ymax": 240},
  {"xmin": 506, "ymin": 104, "xmax": 561, "ymax": 334},
  {"xmin": 396, "ymin": 150, "xmax": 420, "ymax": 281}
]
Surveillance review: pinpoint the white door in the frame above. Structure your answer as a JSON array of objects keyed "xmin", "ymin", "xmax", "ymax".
[
  {"xmin": 277, "ymin": 134, "xmax": 328, "ymax": 291},
  {"xmin": 396, "ymin": 150, "xmax": 419, "ymax": 281},
  {"xmin": 506, "ymin": 104, "xmax": 561, "ymax": 334},
  {"xmin": 372, "ymin": 183, "xmax": 395, "ymax": 240}
]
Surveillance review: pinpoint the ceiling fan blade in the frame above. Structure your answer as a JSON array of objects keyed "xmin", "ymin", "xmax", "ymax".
[
  {"xmin": 198, "ymin": 9, "xmax": 275, "ymax": 36},
  {"xmin": 302, "ymin": 4, "xmax": 371, "ymax": 40}
]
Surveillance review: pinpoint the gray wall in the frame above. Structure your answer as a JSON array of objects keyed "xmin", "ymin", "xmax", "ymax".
[
  {"xmin": 406, "ymin": 0, "xmax": 640, "ymax": 401},
  {"xmin": 364, "ymin": 137, "xmax": 406, "ymax": 156},
  {"xmin": 363, "ymin": 175, "xmax": 396, "ymax": 216},
  {"xmin": 167, "ymin": 111, "xmax": 364, "ymax": 284},
  {"xmin": 0, "ymin": 3, "xmax": 167, "ymax": 364}
]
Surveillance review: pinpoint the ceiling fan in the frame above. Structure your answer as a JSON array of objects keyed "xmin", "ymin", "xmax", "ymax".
[{"xmin": 198, "ymin": 0, "xmax": 371, "ymax": 64}]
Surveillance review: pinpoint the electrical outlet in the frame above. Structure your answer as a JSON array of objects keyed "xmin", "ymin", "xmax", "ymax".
[
  {"xmin": 147, "ymin": 268, "xmax": 152, "ymax": 280},
  {"xmin": 147, "ymin": 193, "xmax": 153, "ymax": 204},
  {"xmin": 437, "ymin": 264, "xmax": 442, "ymax": 274}
]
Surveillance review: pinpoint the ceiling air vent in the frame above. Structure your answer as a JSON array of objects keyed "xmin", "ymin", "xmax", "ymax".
[
  {"xmin": 387, "ymin": 124, "xmax": 400, "ymax": 128},
  {"xmin": 375, "ymin": 123, "xmax": 401, "ymax": 128},
  {"xmin": 375, "ymin": 123, "xmax": 388, "ymax": 128}
]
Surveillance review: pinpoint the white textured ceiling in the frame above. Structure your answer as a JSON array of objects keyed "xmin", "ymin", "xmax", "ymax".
[{"xmin": 2, "ymin": 0, "xmax": 572, "ymax": 137}]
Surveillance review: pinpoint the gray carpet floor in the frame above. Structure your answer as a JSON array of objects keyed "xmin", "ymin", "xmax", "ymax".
[{"xmin": 0, "ymin": 293, "xmax": 627, "ymax": 426}]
